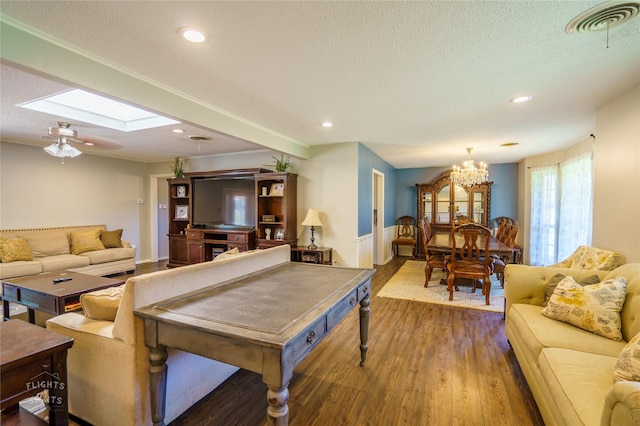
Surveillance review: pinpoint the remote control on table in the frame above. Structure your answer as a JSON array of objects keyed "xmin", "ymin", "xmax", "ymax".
[{"xmin": 53, "ymin": 277, "xmax": 73, "ymax": 283}]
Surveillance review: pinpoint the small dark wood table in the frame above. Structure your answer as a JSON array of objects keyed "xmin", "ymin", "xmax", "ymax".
[
  {"xmin": 136, "ymin": 262, "xmax": 375, "ymax": 426},
  {"xmin": 290, "ymin": 246, "xmax": 332, "ymax": 265},
  {"xmin": 0, "ymin": 320, "xmax": 74, "ymax": 425},
  {"xmin": 2, "ymin": 271, "xmax": 125, "ymax": 323}
]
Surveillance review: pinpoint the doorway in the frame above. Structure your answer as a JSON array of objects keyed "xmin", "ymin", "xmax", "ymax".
[{"xmin": 372, "ymin": 169, "xmax": 385, "ymax": 265}]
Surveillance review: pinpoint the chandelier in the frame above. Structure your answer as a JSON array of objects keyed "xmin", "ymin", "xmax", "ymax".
[
  {"xmin": 43, "ymin": 122, "xmax": 82, "ymax": 162},
  {"xmin": 451, "ymin": 148, "xmax": 488, "ymax": 187}
]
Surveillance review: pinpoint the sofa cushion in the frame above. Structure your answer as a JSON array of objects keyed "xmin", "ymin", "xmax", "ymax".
[
  {"xmin": 542, "ymin": 276, "xmax": 628, "ymax": 340},
  {"xmin": 543, "ymin": 273, "xmax": 602, "ymax": 307},
  {"xmin": 20, "ymin": 230, "xmax": 70, "ymax": 257},
  {"xmin": 100, "ymin": 229, "xmax": 123, "ymax": 248},
  {"xmin": 80, "ymin": 284, "xmax": 126, "ymax": 321},
  {"xmin": 38, "ymin": 254, "xmax": 91, "ymax": 272},
  {"xmin": 615, "ymin": 331, "xmax": 640, "ymax": 381},
  {"xmin": 79, "ymin": 247, "xmax": 136, "ymax": 265},
  {"xmin": 0, "ymin": 261, "xmax": 43, "ymax": 280},
  {"xmin": 70, "ymin": 229, "xmax": 105, "ymax": 255},
  {"xmin": 0, "ymin": 237, "xmax": 33, "ymax": 262},
  {"xmin": 509, "ymin": 304, "xmax": 626, "ymax": 362},
  {"xmin": 539, "ymin": 347, "xmax": 617, "ymax": 426}
]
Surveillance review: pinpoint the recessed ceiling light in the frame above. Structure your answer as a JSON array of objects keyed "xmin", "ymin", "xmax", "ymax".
[
  {"xmin": 321, "ymin": 121, "xmax": 333, "ymax": 128},
  {"xmin": 178, "ymin": 27, "xmax": 208, "ymax": 43},
  {"xmin": 509, "ymin": 95, "xmax": 533, "ymax": 104},
  {"xmin": 172, "ymin": 129, "xmax": 186, "ymax": 133}
]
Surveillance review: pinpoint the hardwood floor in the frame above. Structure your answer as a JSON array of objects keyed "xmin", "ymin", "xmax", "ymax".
[{"xmin": 164, "ymin": 256, "xmax": 544, "ymax": 426}]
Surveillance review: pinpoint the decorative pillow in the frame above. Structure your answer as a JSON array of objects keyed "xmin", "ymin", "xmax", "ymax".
[
  {"xmin": 21, "ymin": 230, "xmax": 70, "ymax": 257},
  {"xmin": 542, "ymin": 273, "xmax": 602, "ymax": 307},
  {"xmin": 100, "ymin": 229, "xmax": 123, "ymax": 248},
  {"xmin": 0, "ymin": 237, "xmax": 33, "ymax": 262},
  {"xmin": 615, "ymin": 332, "xmax": 640, "ymax": 381},
  {"xmin": 69, "ymin": 229, "xmax": 105, "ymax": 254},
  {"xmin": 80, "ymin": 284, "xmax": 126, "ymax": 321},
  {"xmin": 542, "ymin": 276, "xmax": 628, "ymax": 340},
  {"xmin": 213, "ymin": 247, "xmax": 240, "ymax": 262}
]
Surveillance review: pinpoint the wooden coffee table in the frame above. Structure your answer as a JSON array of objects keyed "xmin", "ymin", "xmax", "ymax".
[
  {"xmin": 1, "ymin": 320, "xmax": 74, "ymax": 425},
  {"xmin": 2, "ymin": 271, "xmax": 125, "ymax": 323}
]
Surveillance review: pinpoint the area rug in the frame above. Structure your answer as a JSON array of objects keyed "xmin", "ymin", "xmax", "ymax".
[{"xmin": 377, "ymin": 260, "xmax": 504, "ymax": 313}]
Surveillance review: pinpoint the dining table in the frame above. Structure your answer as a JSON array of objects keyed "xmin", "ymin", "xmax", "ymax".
[{"xmin": 426, "ymin": 230, "xmax": 515, "ymax": 258}]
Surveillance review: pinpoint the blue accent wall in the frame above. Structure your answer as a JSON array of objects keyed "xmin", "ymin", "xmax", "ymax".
[
  {"xmin": 357, "ymin": 144, "xmax": 397, "ymax": 237},
  {"xmin": 357, "ymin": 144, "xmax": 518, "ymax": 237},
  {"xmin": 396, "ymin": 163, "xmax": 518, "ymax": 223}
]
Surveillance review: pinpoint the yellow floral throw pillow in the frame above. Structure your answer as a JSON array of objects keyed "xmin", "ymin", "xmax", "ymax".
[
  {"xmin": 0, "ymin": 237, "xmax": 33, "ymax": 262},
  {"xmin": 69, "ymin": 229, "xmax": 105, "ymax": 254},
  {"xmin": 615, "ymin": 332, "xmax": 640, "ymax": 381},
  {"xmin": 541, "ymin": 275, "xmax": 627, "ymax": 340}
]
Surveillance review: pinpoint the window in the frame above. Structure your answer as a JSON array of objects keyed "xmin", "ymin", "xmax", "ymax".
[{"xmin": 529, "ymin": 152, "xmax": 593, "ymax": 266}]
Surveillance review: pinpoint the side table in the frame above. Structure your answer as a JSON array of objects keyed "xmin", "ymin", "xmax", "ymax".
[
  {"xmin": 290, "ymin": 246, "xmax": 332, "ymax": 265},
  {"xmin": 1, "ymin": 320, "xmax": 74, "ymax": 425}
]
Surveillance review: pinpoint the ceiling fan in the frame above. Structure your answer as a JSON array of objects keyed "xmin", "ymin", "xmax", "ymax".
[{"xmin": 42, "ymin": 122, "xmax": 123, "ymax": 162}]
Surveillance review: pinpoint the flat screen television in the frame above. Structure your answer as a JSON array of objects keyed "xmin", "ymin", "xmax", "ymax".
[{"xmin": 192, "ymin": 177, "xmax": 256, "ymax": 229}]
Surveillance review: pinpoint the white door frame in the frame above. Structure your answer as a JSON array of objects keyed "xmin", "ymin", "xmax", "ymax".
[
  {"xmin": 149, "ymin": 173, "xmax": 172, "ymax": 262},
  {"xmin": 372, "ymin": 169, "xmax": 385, "ymax": 265}
]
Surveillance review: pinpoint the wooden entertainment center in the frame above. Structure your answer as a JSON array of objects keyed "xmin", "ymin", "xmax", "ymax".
[{"xmin": 167, "ymin": 168, "xmax": 297, "ymax": 268}]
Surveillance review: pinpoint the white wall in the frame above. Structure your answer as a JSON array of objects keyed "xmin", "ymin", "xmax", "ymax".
[
  {"xmin": 518, "ymin": 83, "xmax": 640, "ymax": 264},
  {"xmin": 593, "ymin": 84, "xmax": 640, "ymax": 263},
  {"xmin": 0, "ymin": 142, "xmax": 150, "ymax": 262},
  {"xmin": 157, "ymin": 143, "xmax": 361, "ymax": 267}
]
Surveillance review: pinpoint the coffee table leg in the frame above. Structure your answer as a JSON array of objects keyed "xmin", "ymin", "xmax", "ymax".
[
  {"xmin": 266, "ymin": 385, "xmax": 289, "ymax": 426},
  {"xmin": 359, "ymin": 295, "xmax": 370, "ymax": 366},
  {"xmin": 3, "ymin": 299, "xmax": 9, "ymax": 321},
  {"xmin": 148, "ymin": 345, "xmax": 168, "ymax": 426}
]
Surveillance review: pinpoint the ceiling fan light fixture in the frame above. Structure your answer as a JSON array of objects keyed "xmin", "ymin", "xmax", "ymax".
[{"xmin": 43, "ymin": 122, "xmax": 83, "ymax": 160}]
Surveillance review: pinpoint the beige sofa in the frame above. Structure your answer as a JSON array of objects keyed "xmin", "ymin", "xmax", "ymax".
[
  {"xmin": 45, "ymin": 245, "xmax": 290, "ymax": 426},
  {"xmin": 505, "ymin": 262, "xmax": 640, "ymax": 426},
  {"xmin": 0, "ymin": 225, "xmax": 135, "ymax": 280}
]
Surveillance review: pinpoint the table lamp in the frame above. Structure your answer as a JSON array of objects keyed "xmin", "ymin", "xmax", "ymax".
[{"xmin": 301, "ymin": 208, "xmax": 323, "ymax": 249}]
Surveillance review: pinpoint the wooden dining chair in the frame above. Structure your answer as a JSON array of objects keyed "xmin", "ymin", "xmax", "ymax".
[
  {"xmin": 446, "ymin": 223, "xmax": 494, "ymax": 305},
  {"xmin": 391, "ymin": 216, "xmax": 417, "ymax": 259},
  {"xmin": 492, "ymin": 223, "xmax": 519, "ymax": 287},
  {"xmin": 419, "ymin": 217, "xmax": 446, "ymax": 285}
]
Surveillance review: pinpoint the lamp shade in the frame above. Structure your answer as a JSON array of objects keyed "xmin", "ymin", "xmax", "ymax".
[{"xmin": 301, "ymin": 208, "xmax": 323, "ymax": 227}]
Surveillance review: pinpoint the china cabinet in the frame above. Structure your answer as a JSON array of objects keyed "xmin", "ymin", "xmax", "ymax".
[{"xmin": 416, "ymin": 170, "xmax": 492, "ymax": 258}]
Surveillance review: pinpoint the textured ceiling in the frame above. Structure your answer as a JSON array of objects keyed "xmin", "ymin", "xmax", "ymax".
[{"xmin": 1, "ymin": 1, "xmax": 639, "ymax": 167}]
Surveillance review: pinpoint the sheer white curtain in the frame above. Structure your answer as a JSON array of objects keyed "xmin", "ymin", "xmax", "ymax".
[
  {"xmin": 530, "ymin": 165, "xmax": 558, "ymax": 266},
  {"xmin": 529, "ymin": 153, "xmax": 593, "ymax": 266},
  {"xmin": 557, "ymin": 152, "xmax": 593, "ymax": 261}
]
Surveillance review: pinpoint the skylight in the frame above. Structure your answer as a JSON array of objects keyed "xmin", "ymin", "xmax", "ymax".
[{"xmin": 19, "ymin": 89, "xmax": 180, "ymax": 132}]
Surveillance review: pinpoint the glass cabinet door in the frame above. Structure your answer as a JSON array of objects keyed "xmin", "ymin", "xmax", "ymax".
[
  {"xmin": 472, "ymin": 191, "xmax": 485, "ymax": 224},
  {"xmin": 453, "ymin": 185, "xmax": 468, "ymax": 218},
  {"xmin": 422, "ymin": 191, "xmax": 433, "ymax": 222},
  {"xmin": 436, "ymin": 184, "xmax": 451, "ymax": 223}
]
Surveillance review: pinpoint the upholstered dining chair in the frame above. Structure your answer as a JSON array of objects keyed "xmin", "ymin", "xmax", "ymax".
[
  {"xmin": 446, "ymin": 223, "xmax": 494, "ymax": 305},
  {"xmin": 391, "ymin": 216, "xmax": 417, "ymax": 259},
  {"xmin": 419, "ymin": 217, "xmax": 446, "ymax": 285}
]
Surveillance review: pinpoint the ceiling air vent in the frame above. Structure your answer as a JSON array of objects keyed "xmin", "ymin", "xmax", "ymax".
[
  {"xmin": 189, "ymin": 135, "xmax": 213, "ymax": 141},
  {"xmin": 566, "ymin": 1, "xmax": 640, "ymax": 34}
]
